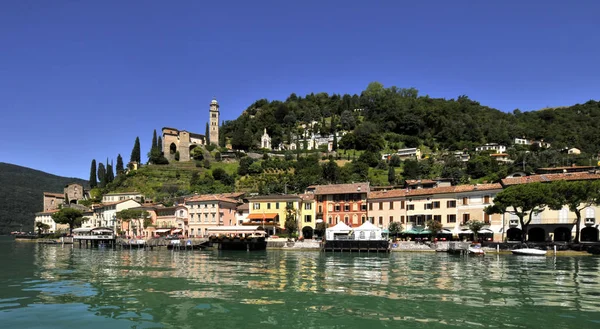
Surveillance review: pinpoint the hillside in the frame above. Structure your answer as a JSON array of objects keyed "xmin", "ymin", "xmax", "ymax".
[{"xmin": 0, "ymin": 163, "xmax": 88, "ymax": 234}]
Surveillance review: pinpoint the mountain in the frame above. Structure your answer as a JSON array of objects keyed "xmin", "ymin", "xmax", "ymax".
[{"xmin": 0, "ymin": 162, "xmax": 88, "ymax": 234}]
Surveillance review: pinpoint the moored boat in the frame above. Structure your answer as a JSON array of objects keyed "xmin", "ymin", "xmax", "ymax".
[
  {"xmin": 468, "ymin": 243, "xmax": 485, "ymax": 255},
  {"xmin": 512, "ymin": 248, "xmax": 547, "ymax": 256}
]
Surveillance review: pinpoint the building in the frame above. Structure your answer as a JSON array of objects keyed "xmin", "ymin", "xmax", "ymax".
[
  {"xmin": 260, "ymin": 128, "xmax": 272, "ymax": 150},
  {"xmin": 43, "ymin": 192, "xmax": 65, "ymax": 212},
  {"xmin": 490, "ymin": 153, "xmax": 513, "ymax": 163},
  {"xmin": 64, "ymin": 183, "xmax": 89, "ymax": 204},
  {"xmin": 91, "ymin": 199, "xmax": 142, "ymax": 233},
  {"xmin": 500, "ymin": 172, "xmax": 600, "ymax": 242},
  {"xmin": 247, "ymin": 194, "xmax": 302, "ymax": 234},
  {"xmin": 161, "ymin": 98, "xmax": 219, "ymax": 161},
  {"xmin": 102, "ymin": 192, "xmax": 144, "ymax": 203},
  {"xmin": 209, "ymin": 98, "xmax": 220, "ymax": 145},
  {"xmin": 299, "ymin": 193, "xmax": 317, "ymax": 237},
  {"xmin": 162, "ymin": 127, "xmax": 206, "ymax": 162},
  {"xmin": 185, "ymin": 194, "xmax": 239, "ymax": 237},
  {"xmin": 475, "ymin": 143, "xmax": 507, "ymax": 154},
  {"xmin": 235, "ymin": 203, "xmax": 250, "ymax": 226},
  {"xmin": 514, "ymin": 137, "xmax": 551, "ymax": 149},
  {"xmin": 310, "ymin": 182, "xmax": 370, "ymax": 227},
  {"xmin": 34, "ymin": 209, "xmax": 67, "ymax": 233},
  {"xmin": 536, "ymin": 165, "xmax": 597, "ymax": 175},
  {"xmin": 367, "ymin": 183, "xmax": 504, "ymax": 240},
  {"xmin": 567, "ymin": 148, "xmax": 581, "ymax": 155},
  {"xmin": 396, "ymin": 148, "xmax": 421, "ymax": 159}
]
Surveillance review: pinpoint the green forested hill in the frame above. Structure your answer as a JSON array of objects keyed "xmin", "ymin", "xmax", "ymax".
[
  {"xmin": 0, "ymin": 162, "xmax": 88, "ymax": 234},
  {"xmin": 221, "ymin": 82, "xmax": 600, "ymax": 154}
]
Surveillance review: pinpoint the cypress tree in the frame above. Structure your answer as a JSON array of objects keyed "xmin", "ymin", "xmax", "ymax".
[
  {"xmin": 157, "ymin": 136, "xmax": 163, "ymax": 154},
  {"xmin": 388, "ymin": 166, "xmax": 396, "ymax": 185},
  {"xmin": 151, "ymin": 129, "xmax": 157, "ymax": 151},
  {"xmin": 116, "ymin": 154, "xmax": 124, "ymax": 175},
  {"xmin": 205, "ymin": 122, "xmax": 210, "ymax": 145},
  {"xmin": 97, "ymin": 163, "xmax": 106, "ymax": 188},
  {"xmin": 130, "ymin": 137, "xmax": 141, "ymax": 163},
  {"xmin": 89, "ymin": 159, "xmax": 97, "ymax": 188}
]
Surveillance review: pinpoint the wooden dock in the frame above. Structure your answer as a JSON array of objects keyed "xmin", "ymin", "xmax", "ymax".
[
  {"xmin": 209, "ymin": 236, "xmax": 267, "ymax": 251},
  {"xmin": 322, "ymin": 240, "xmax": 390, "ymax": 253}
]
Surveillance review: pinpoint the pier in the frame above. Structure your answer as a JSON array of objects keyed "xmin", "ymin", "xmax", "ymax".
[{"xmin": 322, "ymin": 239, "xmax": 390, "ymax": 253}]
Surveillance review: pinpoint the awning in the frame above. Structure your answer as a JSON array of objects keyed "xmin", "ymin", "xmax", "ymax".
[
  {"xmin": 459, "ymin": 229, "xmax": 473, "ymax": 234},
  {"xmin": 172, "ymin": 229, "xmax": 182, "ymax": 233},
  {"xmin": 479, "ymin": 228, "xmax": 494, "ymax": 234},
  {"xmin": 155, "ymin": 229, "xmax": 171, "ymax": 233},
  {"xmin": 73, "ymin": 228, "xmax": 92, "ymax": 233},
  {"xmin": 403, "ymin": 228, "xmax": 431, "ymax": 235},
  {"xmin": 247, "ymin": 213, "xmax": 279, "ymax": 220},
  {"xmin": 438, "ymin": 228, "xmax": 453, "ymax": 234}
]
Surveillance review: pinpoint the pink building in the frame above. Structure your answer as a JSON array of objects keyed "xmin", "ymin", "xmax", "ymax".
[{"xmin": 185, "ymin": 194, "xmax": 240, "ymax": 237}]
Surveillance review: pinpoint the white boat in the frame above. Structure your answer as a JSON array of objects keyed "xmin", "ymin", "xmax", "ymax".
[
  {"xmin": 512, "ymin": 248, "xmax": 547, "ymax": 256},
  {"xmin": 468, "ymin": 244, "xmax": 485, "ymax": 255}
]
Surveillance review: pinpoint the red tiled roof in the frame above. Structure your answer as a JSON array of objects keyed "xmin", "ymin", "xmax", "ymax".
[
  {"xmin": 185, "ymin": 194, "xmax": 239, "ymax": 203},
  {"xmin": 94, "ymin": 199, "xmax": 141, "ymax": 208},
  {"xmin": 299, "ymin": 193, "xmax": 314, "ymax": 201},
  {"xmin": 501, "ymin": 173, "xmax": 600, "ymax": 187},
  {"xmin": 35, "ymin": 209, "xmax": 61, "ymax": 215},
  {"xmin": 248, "ymin": 194, "xmax": 301, "ymax": 201},
  {"xmin": 313, "ymin": 182, "xmax": 370, "ymax": 195},
  {"xmin": 368, "ymin": 183, "xmax": 502, "ymax": 200},
  {"xmin": 405, "ymin": 179, "xmax": 436, "ymax": 186},
  {"xmin": 490, "ymin": 153, "xmax": 509, "ymax": 157},
  {"xmin": 236, "ymin": 203, "xmax": 249, "ymax": 211},
  {"xmin": 43, "ymin": 192, "xmax": 64, "ymax": 198}
]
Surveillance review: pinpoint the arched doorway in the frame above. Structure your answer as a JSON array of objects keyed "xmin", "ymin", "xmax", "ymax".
[
  {"xmin": 554, "ymin": 227, "xmax": 572, "ymax": 242},
  {"xmin": 506, "ymin": 228, "xmax": 522, "ymax": 241},
  {"xmin": 169, "ymin": 143, "xmax": 177, "ymax": 154},
  {"xmin": 302, "ymin": 226, "xmax": 314, "ymax": 239},
  {"xmin": 581, "ymin": 227, "xmax": 599, "ymax": 242},
  {"xmin": 528, "ymin": 227, "xmax": 545, "ymax": 242}
]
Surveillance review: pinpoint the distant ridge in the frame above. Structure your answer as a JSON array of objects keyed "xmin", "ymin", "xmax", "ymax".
[{"xmin": 0, "ymin": 162, "xmax": 87, "ymax": 234}]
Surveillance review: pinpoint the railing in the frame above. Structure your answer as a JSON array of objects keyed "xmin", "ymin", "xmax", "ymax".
[{"xmin": 73, "ymin": 235, "xmax": 115, "ymax": 240}]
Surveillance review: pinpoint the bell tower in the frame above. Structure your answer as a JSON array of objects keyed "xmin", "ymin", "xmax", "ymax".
[{"xmin": 209, "ymin": 98, "xmax": 219, "ymax": 145}]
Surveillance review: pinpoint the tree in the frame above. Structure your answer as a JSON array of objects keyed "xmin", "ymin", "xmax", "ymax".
[
  {"xmin": 402, "ymin": 159, "xmax": 421, "ymax": 179},
  {"xmin": 151, "ymin": 129, "xmax": 157, "ymax": 150},
  {"xmin": 426, "ymin": 219, "xmax": 443, "ymax": 240},
  {"xmin": 388, "ymin": 166, "xmax": 396, "ymax": 185},
  {"xmin": 340, "ymin": 110, "xmax": 356, "ymax": 130},
  {"xmin": 315, "ymin": 222, "xmax": 327, "ymax": 238},
  {"xmin": 157, "ymin": 136, "xmax": 163, "ymax": 152},
  {"xmin": 117, "ymin": 209, "xmax": 150, "ymax": 237},
  {"xmin": 116, "ymin": 154, "xmax": 124, "ymax": 175},
  {"xmin": 388, "ymin": 221, "xmax": 402, "ymax": 238},
  {"xmin": 550, "ymin": 180, "xmax": 600, "ymax": 243},
  {"xmin": 205, "ymin": 122, "xmax": 210, "ymax": 145},
  {"xmin": 51, "ymin": 208, "xmax": 84, "ymax": 235},
  {"xmin": 468, "ymin": 220, "xmax": 485, "ymax": 242},
  {"xmin": 35, "ymin": 221, "xmax": 50, "ymax": 235},
  {"xmin": 97, "ymin": 163, "xmax": 106, "ymax": 188},
  {"xmin": 89, "ymin": 159, "xmax": 97, "ymax": 188},
  {"xmin": 284, "ymin": 204, "xmax": 299, "ymax": 238},
  {"xmin": 322, "ymin": 158, "xmax": 340, "ymax": 183},
  {"xmin": 389, "ymin": 155, "xmax": 401, "ymax": 167},
  {"xmin": 485, "ymin": 183, "xmax": 551, "ymax": 242},
  {"xmin": 106, "ymin": 160, "xmax": 114, "ymax": 183},
  {"xmin": 130, "ymin": 137, "xmax": 141, "ymax": 163}
]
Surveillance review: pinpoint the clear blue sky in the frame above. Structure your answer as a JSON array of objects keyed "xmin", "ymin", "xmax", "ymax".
[{"xmin": 1, "ymin": 0, "xmax": 598, "ymax": 179}]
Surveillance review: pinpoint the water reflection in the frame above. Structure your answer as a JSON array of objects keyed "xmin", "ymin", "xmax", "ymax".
[{"xmin": 1, "ymin": 238, "xmax": 600, "ymax": 328}]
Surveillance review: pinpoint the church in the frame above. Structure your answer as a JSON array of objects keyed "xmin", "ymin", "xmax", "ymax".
[{"xmin": 162, "ymin": 98, "xmax": 220, "ymax": 162}]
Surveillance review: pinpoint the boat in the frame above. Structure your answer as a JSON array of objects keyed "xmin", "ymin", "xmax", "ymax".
[
  {"xmin": 512, "ymin": 248, "xmax": 547, "ymax": 256},
  {"xmin": 468, "ymin": 243, "xmax": 485, "ymax": 255}
]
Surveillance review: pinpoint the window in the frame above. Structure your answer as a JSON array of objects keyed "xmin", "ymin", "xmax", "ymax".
[
  {"xmin": 335, "ymin": 205, "xmax": 340, "ymax": 212},
  {"xmin": 267, "ymin": 203, "xmax": 271, "ymax": 210},
  {"xmin": 379, "ymin": 202, "xmax": 383, "ymax": 210},
  {"xmin": 462, "ymin": 197, "xmax": 469, "ymax": 205},
  {"xmin": 378, "ymin": 217, "xmax": 383, "ymax": 225},
  {"xmin": 407, "ymin": 204, "xmax": 415, "ymax": 210},
  {"xmin": 447, "ymin": 200, "xmax": 456, "ymax": 208},
  {"xmin": 318, "ymin": 205, "xmax": 323, "ymax": 213},
  {"xmin": 253, "ymin": 203, "xmax": 260, "ymax": 210},
  {"xmin": 424, "ymin": 203, "xmax": 432, "ymax": 210},
  {"xmin": 400, "ymin": 215, "xmax": 405, "ymax": 224},
  {"xmin": 389, "ymin": 202, "xmax": 394, "ymax": 210},
  {"xmin": 344, "ymin": 204, "xmax": 350, "ymax": 212},
  {"xmin": 432, "ymin": 201, "xmax": 440, "ymax": 209},
  {"xmin": 304, "ymin": 203, "xmax": 312, "ymax": 210},
  {"xmin": 462, "ymin": 213, "xmax": 470, "ymax": 224},
  {"xmin": 361, "ymin": 204, "xmax": 367, "ymax": 211},
  {"xmin": 369, "ymin": 203, "xmax": 373, "ymax": 211},
  {"xmin": 400, "ymin": 200, "xmax": 405, "ymax": 209},
  {"xmin": 434, "ymin": 215, "xmax": 441, "ymax": 222},
  {"xmin": 484, "ymin": 213, "xmax": 491, "ymax": 224},
  {"xmin": 276, "ymin": 203, "xmax": 280, "ymax": 210},
  {"xmin": 304, "ymin": 215, "xmax": 312, "ymax": 223},
  {"xmin": 484, "ymin": 195, "xmax": 490, "ymax": 204},
  {"xmin": 389, "ymin": 216, "xmax": 393, "ymax": 223},
  {"xmin": 447, "ymin": 214, "xmax": 456, "ymax": 223},
  {"xmin": 287, "ymin": 202, "xmax": 293, "ymax": 209}
]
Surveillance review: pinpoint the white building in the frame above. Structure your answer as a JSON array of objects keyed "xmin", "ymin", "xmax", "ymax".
[
  {"xmin": 102, "ymin": 192, "xmax": 144, "ymax": 203},
  {"xmin": 261, "ymin": 128, "xmax": 272, "ymax": 150},
  {"xmin": 397, "ymin": 147, "xmax": 421, "ymax": 159},
  {"xmin": 34, "ymin": 210, "xmax": 64, "ymax": 233},
  {"xmin": 475, "ymin": 143, "xmax": 507, "ymax": 154},
  {"xmin": 91, "ymin": 199, "xmax": 142, "ymax": 232}
]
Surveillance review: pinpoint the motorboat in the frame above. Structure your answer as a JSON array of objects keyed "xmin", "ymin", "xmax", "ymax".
[
  {"xmin": 512, "ymin": 248, "xmax": 547, "ymax": 256},
  {"xmin": 468, "ymin": 243, "xmax": 485, "ymax": 255}
]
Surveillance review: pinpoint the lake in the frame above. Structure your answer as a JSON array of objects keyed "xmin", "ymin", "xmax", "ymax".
[{"xmin": 1, "ymin": 236, "xmax": 599, "ymax": 328}]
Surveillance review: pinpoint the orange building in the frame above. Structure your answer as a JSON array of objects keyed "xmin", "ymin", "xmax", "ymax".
[{"xmin": 309, "ymin": 182, "xmax": 370, "ymax": 227}]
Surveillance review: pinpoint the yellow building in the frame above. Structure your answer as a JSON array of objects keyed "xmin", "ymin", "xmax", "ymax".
[
  {"xmin": 299, "ymin": 194, "xmax": 317, "ymax": 237},
  {"xmin": 247, "ymin": 195, "xmax": 302, "ymax": 235}
]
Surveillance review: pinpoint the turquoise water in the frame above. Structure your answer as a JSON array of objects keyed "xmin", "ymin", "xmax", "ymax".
[{"xmin": 1, "ymin": 236, "xmax": 599, "ymax": 328}]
